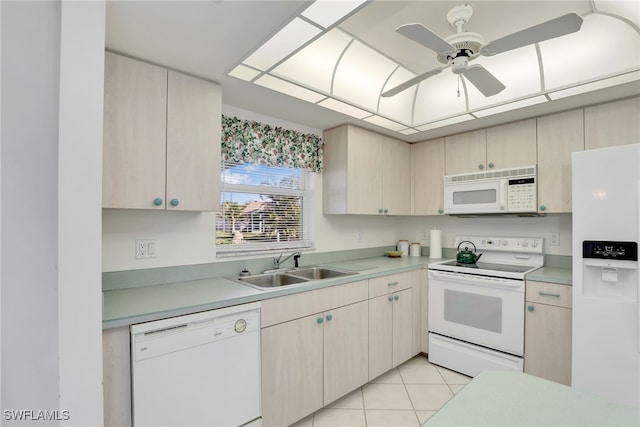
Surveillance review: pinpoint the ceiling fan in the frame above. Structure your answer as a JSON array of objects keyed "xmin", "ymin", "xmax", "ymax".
[{"xmin": 381, "ymin": 4, "xmax": 583, "ymax": 98}]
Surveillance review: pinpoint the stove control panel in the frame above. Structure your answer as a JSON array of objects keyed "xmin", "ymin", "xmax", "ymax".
[{"xmin": 455, "ymin": 236, "xmax": 544, "ymax": 254}]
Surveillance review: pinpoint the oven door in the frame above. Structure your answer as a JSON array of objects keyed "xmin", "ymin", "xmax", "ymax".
[
  {"xmin": 428, "ymin": 269, "xmax": 525, "ymax": 355},
  {"xmin": 444, "ymin": 179, "xmax": 507, "ymax": 214}
]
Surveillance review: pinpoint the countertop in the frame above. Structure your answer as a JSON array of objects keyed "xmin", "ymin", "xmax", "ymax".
[
  {"xmin": 526, "ymin": 266, "xmax": 573, "ymax": 286},
  {"xmin": 423, "ymin": 371, "xmax": 639, "ymax": 426},
  {"xmin": 103, "ymin": 255, "xmax": 435, "ymax": 329},
  {"xmin": 103, "ymin": 256, "xmax": 573, "ymax": 329}
]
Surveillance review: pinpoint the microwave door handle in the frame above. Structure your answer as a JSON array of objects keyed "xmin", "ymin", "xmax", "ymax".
[{"xmin": 500, "ymin": 180, "xmax": 508, "ymax": 211}]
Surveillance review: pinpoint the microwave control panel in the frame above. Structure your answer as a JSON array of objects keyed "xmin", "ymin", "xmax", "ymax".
[{"xmin": 507, "ymin": 177, "xmax": 536, "ymax": 212}]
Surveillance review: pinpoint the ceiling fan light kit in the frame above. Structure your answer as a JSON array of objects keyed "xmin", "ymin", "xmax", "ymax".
[{"xmin": 382, "ymin": 4, "xmax": 584, "ymax": 99}]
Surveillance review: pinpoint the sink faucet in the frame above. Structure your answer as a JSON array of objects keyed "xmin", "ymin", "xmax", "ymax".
[{"xmin": 274, "ymin": 251, "xmax": 301, "ymax": 270}]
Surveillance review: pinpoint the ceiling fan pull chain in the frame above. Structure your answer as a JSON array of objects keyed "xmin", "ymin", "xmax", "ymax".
[{"xmin": 457, "ymin": 75, "xmax": 461, "ymax": 98}]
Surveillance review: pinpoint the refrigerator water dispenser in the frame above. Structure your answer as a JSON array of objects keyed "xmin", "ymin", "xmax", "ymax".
[{"xmin": 582, "ymin": 241, "xmax": 638, "ymax": 301}]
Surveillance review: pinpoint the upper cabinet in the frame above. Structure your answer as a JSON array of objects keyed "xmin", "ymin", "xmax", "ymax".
[
  {"xmin": 537, "ymin": 109, "xmax": 584, "ymax": 213},
  {"xmin": 323, "ymin": 125, "xmax": 410, "ymax": 215},
  {"xmin": 585, "ymin": 97, "xmax": 640, "ymax": 150},
  {"xmin": 103, "ymin": 52, "xmax": 221, "ymax": 211},
  {"xmin": 444, "ymin": 119, "xmax": 537, "ymax": 175},
  {"xmin": 486, "ymin": 119, "xmax": 537, "ymax": 170},
  {"xmin": 444, "ymin": 129, "xmax": 486, "ymax": 175},
  {"xmin": 412, "ymin": 138, "xmax": 445, "ymax": 215}
]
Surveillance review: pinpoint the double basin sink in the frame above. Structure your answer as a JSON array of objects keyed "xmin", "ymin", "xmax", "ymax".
[{"xmin": 228, "ymin": 266, "xmax": 357, "ymax": 290}]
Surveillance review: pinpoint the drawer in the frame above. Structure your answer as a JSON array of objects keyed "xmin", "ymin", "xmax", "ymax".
[
  {"xmin": 261, "ymin": 280, "xmax": 368, "ymax": 327},
  {"xmin": 369, "ymin": 271, "xmax": 412, "ymax": 299},
  {"xmin": 526, "ymin": 280, "xmax": 572, "ymax": 308}
]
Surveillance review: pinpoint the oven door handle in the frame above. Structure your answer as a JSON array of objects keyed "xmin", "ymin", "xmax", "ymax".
[{"xmin": 429, "ymin": 270, "xmax": 523, "ymax": 288}]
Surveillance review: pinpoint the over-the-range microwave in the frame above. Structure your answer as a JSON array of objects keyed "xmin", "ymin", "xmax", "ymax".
[{"xmin": 444, "ymin": 165, "xmax": 538, "ymax": 215}]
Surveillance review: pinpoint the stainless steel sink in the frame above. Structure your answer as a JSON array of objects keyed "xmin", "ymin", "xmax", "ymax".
[
  {"xmin": 228, "ymin": 266, "xmax": 357, "ymax": 290},
  {"xmin": 288, "ymin": 267, "xmax": 356, "ymax": 280},
  {"xmin": 237, "ymin": 272, "xmax": 309, "ymax": 289}
]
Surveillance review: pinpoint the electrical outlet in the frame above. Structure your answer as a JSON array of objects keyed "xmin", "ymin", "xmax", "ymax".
[
  {"xmin": 550, "ymin": 232, "xmax": 560, "ymax": 246},
  {"xmin": 135, "ymin": 239, "xmax": 156, "ymax": 259}
]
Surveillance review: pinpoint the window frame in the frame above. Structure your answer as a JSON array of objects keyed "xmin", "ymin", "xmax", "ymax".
[{"xmin": 216, "ymin": 161, "xmax": 313, "ymax": 257}]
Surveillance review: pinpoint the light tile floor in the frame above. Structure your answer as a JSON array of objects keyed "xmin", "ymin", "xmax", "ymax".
[{"xmin": 290, "ymin": 355, "xmax": 471, "ymax": 427}]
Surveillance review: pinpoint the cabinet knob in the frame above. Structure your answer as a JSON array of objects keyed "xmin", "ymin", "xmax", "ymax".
[
  {"xmin": 438, "ymin": 209, "xmax": 443, "ymax": 214},
  {"xmin": 478, "ymin": 164, "xmax": 485, "ymax": 170},
  {"xmin": 317, "ymin": 317, "xmax": 324, "ymax": 324},
  {"xmin": 383, "ymin": 208, "xmax": 388, "ymax": 214},
  {"xmin": 326, "ymin": 314, "xmax": 333, "ymax": 321},
  {"xmin": 388, "ymin": 296, "xmax": 393, "ymax": 302},
  {"xmin": 378, "ymin": 208, "xmax": 383, "ymax": 214},
  {"xmin": 153, "ymin": 198, "xmax": 163, "ymax": 206},
  {"xmin": 527, "ymin": 305, "xmax": 535, "ymax": 312},
  {"xmin": 170, "ymin": 198, "xmax": 179, "ymax": 207},
  {"xmin": 488, "ymin": 162, "xmax": 494, "ymax": 169},
  {"xmin": 394, "ymin": 295, "xmax": 399, "ymax": 301},
  {"xmin": 539, "ymin": 205, "xmax": 546, "ymax": 211}
]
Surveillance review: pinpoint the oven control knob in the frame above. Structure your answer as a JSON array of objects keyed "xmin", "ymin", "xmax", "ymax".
[
  {"xmin": 501, "ymin": 240, "xmax": 508, "ymax": 246},
  {"xmin": 532, "ymin": 241, "xmax": 538, "ymax": 247},
  {"xmin": 522, "ymin": 241, "xmax": 529, "ymax": 247}
]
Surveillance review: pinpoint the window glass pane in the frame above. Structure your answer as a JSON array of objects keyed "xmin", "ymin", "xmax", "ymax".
[{"xmin": 217, "ymin": 162, "xmax": 311, "ymax": 254}]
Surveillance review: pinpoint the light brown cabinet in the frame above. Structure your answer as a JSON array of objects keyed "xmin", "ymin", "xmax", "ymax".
[
  {"xmin": 103, "ymin": 52, "xmax": 221, "ymax": 211},
  {"xmin": 585, "ymin": 97, "xmax": 640, "ymax": 150},
  {"xmin": 412, "ymin": 138, "xmax": 445, "ymax": 215},
  {"xmin": 536, "ymin": 109, "xmax": 584, "ymax": 213},
  {"xmin": 368, "ymin": 272, "xmax": 413, "ymax": 379},
  {"xmin": 445, "ymin": 120, "xmax": 537, "ymax": 175},
  {"xmin": 323, "ymin": 125, "xmax": 410, "ymax": 215},
  {"xmin": 260, "ymin": 280, "xmax": 369, "ymax": 426},
  {"xmin": 524, "ymin": 280, "xmax": 572, "ymax": 386}
]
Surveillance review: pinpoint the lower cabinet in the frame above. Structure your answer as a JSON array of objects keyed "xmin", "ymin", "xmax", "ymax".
[
  {"xmin": 524, "ymin": 280, "xmax": 572, "ymax": 386},
  {"xmin": 260, "ymin": 282, "xmax": 369, "ymax": 426},
  {"xmin": 368, "ymin": 272, "xmax": 414, "ymax": 379},
  {"xmin": 369, "ymin": 288, "xmax": 413, "ymax": 380}
]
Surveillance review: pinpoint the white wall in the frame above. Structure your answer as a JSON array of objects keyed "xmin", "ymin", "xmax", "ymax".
[
  {"xmin": 103, "ymin": 106, "xmax": 572, "ymax": 272},
  {"xmin": 2, "ymin": 2, "xmax": 62, "ymax": 420},
  {"xmin": 57, "ymin": 1, "xmax": 105, "ymax": 425},
  {"xmin": 1, "ymin": 1, "xmax": 105, "ymax": 425}
]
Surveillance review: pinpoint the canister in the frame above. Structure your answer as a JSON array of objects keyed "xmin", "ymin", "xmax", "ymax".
[
  {"xmin": 410, "ymin": 242, "xmax": 421, "ymax": 257},
  {"xmin": 397, "ymin": 240, "xmax": 409, "ymax": 256}
]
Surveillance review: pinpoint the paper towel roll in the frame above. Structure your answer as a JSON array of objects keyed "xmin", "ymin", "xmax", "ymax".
[{"xmin": 430, "ymin": 229, "xmax": 442, "ymax": 259}]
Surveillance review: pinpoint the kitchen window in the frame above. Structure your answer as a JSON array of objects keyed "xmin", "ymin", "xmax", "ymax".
[{"xmin": 216, "ymin": 160, "xmax": 312, "ymax": 256}]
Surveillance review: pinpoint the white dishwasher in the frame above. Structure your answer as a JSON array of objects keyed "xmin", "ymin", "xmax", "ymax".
[{"xmin": 131, "ymin": 302, "xmax": 261, "ymax": 427}]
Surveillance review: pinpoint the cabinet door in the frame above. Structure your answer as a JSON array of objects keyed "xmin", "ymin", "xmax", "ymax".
[
  {"xmin": 486, "ymin": 119, "xmax": 537, "ymax": 170},
  {"xmin": 585, "ymin": 97, "xmax": 640, "ymax": 150},
  {"xmin": 392, "ymin": 288, "xmax": 413, "ymax": 366},
  {"xmin": 412, "ymin": 138, "xmax": 445, "ymax": 215},
  {"xmin": 324, "ymin": 301, "xmax": 369, "ymax": 405},
  {"xmin": 166, "ymin": 71, "xmax": 221, "ymax": 211},
  {"xmin": 347, "ymin": 126, "xmax": 383, "ymax": 214},
  {"xmin": 103, "ymin": 52, "xmax": 167, "ymax": 209},
  {"xmin": 261, "ymin": 314, "xmax": 323, "ymax": 426},
  {"xmin": 382, "ymin": 136, "xmax": 411, "ymax": 215},
  {"xmin": 368, "ymin": 294, "xmax": 393, "ymax": 380},
  {"xmin": 524, "ymin": 302, "xmax": 572, "ymax": 386},
  {"xmin": 412, "ymin": 269, "xmax": 428, "ymax": 354},
  {"xmin": 537, "ymin": 110, "xmax": 584, "ymax": 213},
  {"xmin": 445, "ymin": 129, "xmax": 486, "ymax": 175}
]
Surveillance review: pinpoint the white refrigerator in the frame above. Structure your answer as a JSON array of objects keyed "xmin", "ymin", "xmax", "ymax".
[{"xmin": 572, "ymin": 143, "xmax": 639, "ymax": 407}]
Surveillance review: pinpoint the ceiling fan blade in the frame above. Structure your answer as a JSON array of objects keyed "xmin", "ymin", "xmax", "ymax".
[
  {"xmin": 463, "ymin": 65, "xmax": 506, "ymax": 97},
  {"xmin": 396, "ymin": 23, "xmax": 455, "ymax": 55},
  {"xmin": 481, "ymin": 13, "xmax": 583, "ymax": 56},
  {"xmin": 381, "ymin": 68, "xmax": 443, "ymax": 98}
]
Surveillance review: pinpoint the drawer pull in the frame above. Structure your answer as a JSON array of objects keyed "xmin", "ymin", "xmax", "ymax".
[
  {"xmin": 539, "ymin": 292, "xmax": 561, "ymax": 298},
  {"xmin": 388, "ymin": 281, "xmax": 399, "ymax": 287},
  {"xmin": 528, "ymin": 305, "xmax": 535, "ymax": 311}
]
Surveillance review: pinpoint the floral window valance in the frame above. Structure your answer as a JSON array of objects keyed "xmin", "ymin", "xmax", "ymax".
[{"xmin": 221, "ymin": 115, "xmax": 323, "ymax": 173}]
